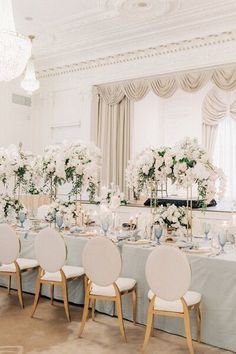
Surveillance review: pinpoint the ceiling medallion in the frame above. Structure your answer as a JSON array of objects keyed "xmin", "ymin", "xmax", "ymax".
[{"xmin": 107, "ymin": 0, "xmax": 179, "ymax": 17}]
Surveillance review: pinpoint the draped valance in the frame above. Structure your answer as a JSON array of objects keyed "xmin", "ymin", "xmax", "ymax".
[{"xmin": 96, "ymin": 66, "xmax": 236, "ymax": 105}]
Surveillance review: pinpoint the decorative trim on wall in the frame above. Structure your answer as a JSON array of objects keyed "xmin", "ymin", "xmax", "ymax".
[{"xmin": 37, "ymin": 30, "xmax": 236, "ymax": 79}]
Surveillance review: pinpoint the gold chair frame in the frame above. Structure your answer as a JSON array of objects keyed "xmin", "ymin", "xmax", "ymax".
[
  {"xmin": 0, "ymin": 261, "xmax": 38, "ymax": 308},
  {"xmin": 142, "ymin": 295, "xmax": 201, "ymax": 354},
  {"xmin": 31, "ymin": 266, "xmax": 86, "ymax": 322},
  {"xmin": 78, "ymin": 279, "xmax": 137, "ymax": 342}
]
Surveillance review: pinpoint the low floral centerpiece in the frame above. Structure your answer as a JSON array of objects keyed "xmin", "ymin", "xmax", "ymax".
[
  {"xmin": 0, "ymin": 195, "xmax": 26, "ymax": 223},
  {"xmin": 45, "ymin": 199, "xmax": 78, "ymax": 228},
  {"xmin": 153, "ymin": 204, "xmax": 190, "ymax": 237}
]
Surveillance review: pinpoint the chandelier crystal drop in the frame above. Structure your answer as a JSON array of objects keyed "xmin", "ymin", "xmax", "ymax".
[
  {"xmin": 21, "ymin": 56, "xmax": 40, "ymax": 95},
  {"xmin": 0, "ymin": 0, "xmax": 32, "ymax": 81}
]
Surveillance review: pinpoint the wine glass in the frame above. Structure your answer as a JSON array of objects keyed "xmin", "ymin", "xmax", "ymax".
[
  {"xmin": 202, "ymin": 222, "xmax": 211, "ymax": 241},
  {"xmin": 56, "ymin": 213, "xmax": 64, "ymax": 230},
  {"xmin": 154, "ymin": 225, "xmax": 163, "ymax": 245},
  {"xmin": 218, "ymin": 231, "xmax": 227, "ymax": 254},
  {"xmin": 19, "ymin": 211, "xmax": 26, "ymax": 228}
]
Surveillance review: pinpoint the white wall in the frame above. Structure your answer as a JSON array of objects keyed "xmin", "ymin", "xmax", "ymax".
[{"xmin": 0, "ymin": 79, "xmax": 33, "ymax": 151}]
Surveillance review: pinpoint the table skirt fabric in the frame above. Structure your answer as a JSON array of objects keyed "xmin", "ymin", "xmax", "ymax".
[{"xmin": 0, "ymin": 232, "xmax": 236, "ymax": 352}]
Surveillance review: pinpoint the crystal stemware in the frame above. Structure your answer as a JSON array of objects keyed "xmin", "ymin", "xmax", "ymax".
[
  {"xmin": 203, "ymin": 222, "xmax": 211, "ymax": 241},
  {"xmin": 19, "ymin": 211, "xmax": 26, "ymax": 228},
  {"xmin": 154, "ymin": 225, "xmax": 163, "ymax": 245},
  {"xmin": 56, "ymin": 214, "xmax": 64, "ymax": 230},
  {"xmin": 101, "ymin": 220, "xmax": 110, "ymax": 236},
  {"xmin": 218, "ymin": 231, "xmax": 227, "ymax": 254}
]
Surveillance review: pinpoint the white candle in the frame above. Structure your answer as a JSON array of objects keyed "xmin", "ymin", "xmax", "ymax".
[{"xmin": 232, "ymin": 215, "xmax": 236, "ymax": 227}]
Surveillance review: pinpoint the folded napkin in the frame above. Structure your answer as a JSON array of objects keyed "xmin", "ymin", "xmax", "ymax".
[{"xmin": 70, "ymin": 226, "xmax": 83, "ymax": 233}]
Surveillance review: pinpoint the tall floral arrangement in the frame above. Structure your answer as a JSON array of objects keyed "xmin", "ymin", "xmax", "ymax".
[
  {"xmin": 126, "ymin": 147, "xmax": 174, "ymax": 197},
  {"xmin": 58, "ymin": 141, "xmax": 101, "ymax": 202},
  {"xmin": 0, "ymin": 144, "xmax": 33, "ymax": 195},
  {"xmin": 126, "ymin": 138, "xmax": 226, "ymax": 206},
  {"xmin": 171, "ymin": 138, "xmax": 226, "ymax": 205}
]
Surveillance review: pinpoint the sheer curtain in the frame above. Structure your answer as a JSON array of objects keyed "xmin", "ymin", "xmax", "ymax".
[{"xmin": 213, "ymin": 116, "xmax": 236, "ymax": 201}]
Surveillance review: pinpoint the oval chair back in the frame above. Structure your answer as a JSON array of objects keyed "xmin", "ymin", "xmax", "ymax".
[
  {"xmin": 146, "ymin": 245, "xmax": 191, "ymax": 301},
  {"xmin": 36, "ymin": 204, "xmax": 50, "ymax": 220},
  {"xmin": 35, "ymin": 227, "xmax": 67, "ymax": 273},
  {"xmin": 82, "ymin": 236, "xmax": 121, "ymax": 286},
  {"xmin": 0, "ymin": 224, "xmax": 20, "ymax": 264}
]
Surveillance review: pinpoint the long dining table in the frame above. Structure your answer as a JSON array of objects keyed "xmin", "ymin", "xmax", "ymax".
[{"xmin": 0, "ymin": 230, "xmax": 236, "ymax": 352}]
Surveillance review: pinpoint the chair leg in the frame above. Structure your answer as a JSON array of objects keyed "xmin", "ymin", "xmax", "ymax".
[
  {"xmin": 78, "ymin": 287, "xmax": 90, "ymax": 337},
  {"xmin": 8, "ymin": 275, "xmax": 11, "ymax": 295},
  {"xmin": 91, "ymin": 299, "xmax": 96, "ymax": 321},
  {"xmin": 196, "ymin": 305, "xmax": 201, "ymax": 343},
  {"xmin": 15, "ymin": 271, "xmax": 24, "ymax": 309},
  {"xmin": 50, "ymin": 284, "xmax": 54, "ymax": 305},
  {"xmin": 183, "ymin": 309, "xmax": 194, "ymax": 354},
  {"xmin": 115, "ymin": 294, "xmax": 127, "ymax": 342},
  {"xmin": 62, "ymin": 281, "xmax": 71, "ymax": 322},
  {"xmin": 151, "ymin": 316, "xmax": 154, "ymax": 337},
  {"xmin": 132, "ymin": 287, "xmax": 137, "ymax": 325},
  {"xmin": 31, "ymin": 272, "xmax": 41, "ymax": 318},
  {"xmin": 142, "ymin": 301, "xmax": 154, "ymax": 352}
]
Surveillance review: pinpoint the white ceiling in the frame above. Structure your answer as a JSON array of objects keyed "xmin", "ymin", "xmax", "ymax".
[{"xmin": 12, "ymin": 0, "xmax": 236, "ymax": 69}]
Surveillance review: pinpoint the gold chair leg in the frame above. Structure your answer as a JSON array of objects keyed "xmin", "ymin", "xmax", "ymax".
[
  {"xmin": 196, "ymin": 305, "xmax": 201, "ymax": 343},
  {"xmin": 50, "ymin": 284, "xmax": 54, "ymax": 305},
  {"xmin": 62, "ymin": 281, "xmax": 71, "ymax": 322},
  {"xmin": 142, "ymin": 300, "xmax": 154, "ymax": 352},
  {"xmin": 151, "ymin": 317, "xmax": 154, "ymax": 337},
  {"xmin": 183, "ymin": 309, "xmax": 194, "ymax": 354},
  {"xmin": 78, "ymin": 286, "xmax": 90, "ymax": 337},
  {"xmin": 15, "ymin": 270, "xmax": 24, "ymax": 309},
  {"xmin": 115, "ymin": 294, "xmax": 127, "ymax": 342},
  {"xmin": 31, "ymin": 271, "xmax": 41, "ymax": 318},
  {"xmin": 132, "ymin": 287, "xmax": 137, "ymax": 325},
  {"xmin": 92, "ymin": 299, "xmax": 96, "ymax": 321},
  {"xmin": 8, "ymin": 275, "xmax": 11, "ymax": 295}
]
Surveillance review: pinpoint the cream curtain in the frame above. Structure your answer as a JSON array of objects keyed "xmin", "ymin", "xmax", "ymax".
[
  {"xmin": 202, "ymin": 88, "xmax": 236, "ymax": 157},
  {"xmin": 92, "ymin": 89, "xmax": 132, "ymax": 194}
]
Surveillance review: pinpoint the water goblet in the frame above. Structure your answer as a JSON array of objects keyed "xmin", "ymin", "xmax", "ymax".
[
  {"xmin": 218, "ymin": 231, "xmax": 227, "ymax": 254},
  {"xmin": 101, "ymin": 220, "xmax": 110, "ymax": 236},
  {"xmin": 203, "ymin": 222, "xmax": 211, "ymax": 241},
  {"xmin": 154, "ymin": 225, "xmax": 163, "ymax": 245},
  {"xmin": 56, "ymin": 214, "xmax": 64, "ymax": 230},
  {"xmin": 19, "ymin": 211, "xmax": 26, "ymax": 228}
]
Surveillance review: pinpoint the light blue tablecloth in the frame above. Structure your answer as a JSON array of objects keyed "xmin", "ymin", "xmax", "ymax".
[{"xmin": 0, "ymin": 231, "xmax": 236, "ymax": 352}]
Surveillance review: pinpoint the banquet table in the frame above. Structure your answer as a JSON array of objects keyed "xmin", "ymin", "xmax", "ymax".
[{"xmin": 0, "ymin": 231, "xmax": 236, "ymax": 352}]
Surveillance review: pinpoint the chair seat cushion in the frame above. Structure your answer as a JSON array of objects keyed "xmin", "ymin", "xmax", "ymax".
[
  {"xmin": 90, "ymin": 277, "xmax": 136, "ymax": 296},
  {"xmin": 148, "ymin": 289, "xmax": 201, "ymax": 313},
  {"xmin": 0, "ymin": 258, "xmax": 38, "ymax": 273},
  {"xmin": 41, "ymin": 265, "xmax": 84, "ymax": 282}
]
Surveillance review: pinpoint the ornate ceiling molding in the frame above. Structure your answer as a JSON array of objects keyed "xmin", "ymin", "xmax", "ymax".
[{"xmin": 37, "ymin": 30, "xmax": 236, "ymax": 79}]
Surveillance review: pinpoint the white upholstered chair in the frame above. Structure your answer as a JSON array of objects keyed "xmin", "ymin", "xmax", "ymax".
[
  {"xmin": 143, "ymin": 245, "xmax": 201, "ymax": 354},
  {"xmin": 31, "ymin": 227, "xmax": 85, "ymax": 321},
  {"xmin": 0, "ymin": 224, "xmax": 38, "ymax": 308},
  {"xmin": 78, "ymin": 236, "xmax": 137, "ymax": 342},
  {"xmin": 36, "ymin": 204, "xmax": 50, "ymax": 220}
]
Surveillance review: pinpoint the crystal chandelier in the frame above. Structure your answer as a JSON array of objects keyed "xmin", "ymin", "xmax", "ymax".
[
  {"xmin": 0, "ymin": 0, "xmax": 31, "ymax": 81},
  {"xmin": 21, "ymin": 36, "xmax": 40, "ymax": 95}
]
